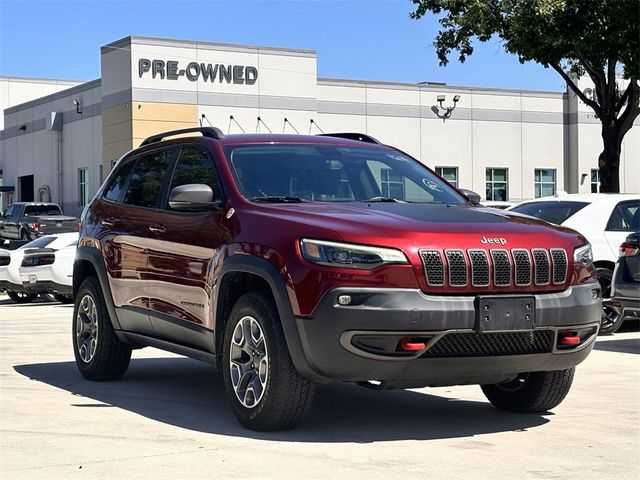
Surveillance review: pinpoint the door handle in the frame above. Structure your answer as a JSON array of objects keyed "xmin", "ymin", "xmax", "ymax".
[
  {"xmin": 148, "ymin": 224, "xmax": 166, "ymax": 234},
  {"xmin": 101, "ymin": 218, "xmax": 115, "ymax": 227}
]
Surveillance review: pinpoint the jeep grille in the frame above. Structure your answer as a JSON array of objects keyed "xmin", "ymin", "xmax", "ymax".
[{"xmin": 420, "ymin": 248, "xmax": 567, "ymax": 290}]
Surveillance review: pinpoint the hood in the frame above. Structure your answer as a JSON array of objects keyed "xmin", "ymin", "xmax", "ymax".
[{"xmin": 252, "ymin": 202, "xmax": 586, "ymax": 251}]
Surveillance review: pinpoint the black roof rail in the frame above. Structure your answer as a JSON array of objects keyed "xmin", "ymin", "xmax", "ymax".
[
  {"xmin": 318, "ymin": 132, "xmax": 382, "ymax": 144},
  {"xmin": 140, "ymin": 127, "xmax": 225, "ymax": 147}
]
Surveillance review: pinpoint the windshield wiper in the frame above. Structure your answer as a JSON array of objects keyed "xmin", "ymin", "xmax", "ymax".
[
  {"xmin": 251, "ymin": 196, "xmax": 305, "ymax": 203},
  {"xmin": 361, "ymin": 197, "xmax": 406, "ymax": 203}
]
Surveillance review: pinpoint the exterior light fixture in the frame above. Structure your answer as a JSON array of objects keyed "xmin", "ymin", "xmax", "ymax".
[
  {"xmin": 435, "ymin": 94, "xmax": 461, "ymax": 119},
  {"xmin": 73, "ymin": 99, "xmax": 82, "ymax": 114}
]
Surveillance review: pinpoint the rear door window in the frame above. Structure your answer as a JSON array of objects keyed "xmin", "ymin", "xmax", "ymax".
[
  {"xmin": 606, "ymin": 200, "xmax": 640, "ymax": 232},
  {"xmin": 104, "ymin": 159, "xmax": 137, "ymax": 203},
  {"xmin": 123, "ymin": 149, "xmax": 176, "ymax": 208}
]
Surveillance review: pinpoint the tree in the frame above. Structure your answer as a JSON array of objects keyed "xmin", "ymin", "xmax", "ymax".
[{"xmin": 410, "ymin": 0, "xmax": 639, "ymax": 192}]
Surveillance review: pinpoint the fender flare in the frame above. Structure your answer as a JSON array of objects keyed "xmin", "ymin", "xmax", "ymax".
[
  {"xmin": 217, "ymin": 255, "xmax": 327, "ymax": 382},
  {"xmin": 74, "ymin": 246, "xmax": 124, "ymax": 332}
]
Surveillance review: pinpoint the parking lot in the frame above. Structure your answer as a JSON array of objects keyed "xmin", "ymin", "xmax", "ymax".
[{"xmin": 0, "ymin": 295, "xmax": 638, "ymax": 480}]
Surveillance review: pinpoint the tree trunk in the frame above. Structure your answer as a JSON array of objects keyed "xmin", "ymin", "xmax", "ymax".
[{"xmin": 598, "ymin": 118, "xmax": 622, "ymax": 193}]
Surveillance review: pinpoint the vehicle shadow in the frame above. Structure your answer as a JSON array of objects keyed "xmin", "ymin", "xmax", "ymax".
[
  {"xmin": 594, "ymin": 338, "xmax": 640, "ymax": 355},
  {"xmin": 15, "ymin": 357, "xmax": 550, "ymax": 442},
  {"xmin": 0, "ymin": 300, "xmax": 72, "ymax": 307}
]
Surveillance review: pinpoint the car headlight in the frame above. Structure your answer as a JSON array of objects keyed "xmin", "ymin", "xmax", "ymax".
[
  {"xmin": 574, "ymin": 244, "xmax": 593, "ymax": 266},
  {"xmin": 300, "ymin": 238, "xmax": 408, "ymax": 269}
]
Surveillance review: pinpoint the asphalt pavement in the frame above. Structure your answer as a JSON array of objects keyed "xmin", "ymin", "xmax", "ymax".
[{"xmin": 1, "ymin": 294, "xmax": 638, "ymax": 479}]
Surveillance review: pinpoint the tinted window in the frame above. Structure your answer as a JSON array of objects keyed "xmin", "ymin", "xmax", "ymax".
[
  {"xmin": 24, "ymin": 205, "xmax": 62, "ymax": 216},
  {"xmin": 123, "ymin": 149, "xmax": 174, "ymax": 208},
  {"xmin": 224, "ymin": 144, "xmax": 465, "ymax": 204},
  {"xmin": 19, "ymin": 236, "xmax": 56, "ymax": 249},
  {"xmin": 168, "ymin": 146, "xmax": 221, "ymax": 204},
  {"xmin": 510, "ymin": 201, "xmax": 589, "ymax": 225},
  {"xmin": 606, "ymin": 200, "xmax": 640, "ymax": 232},
  {"xmin": 104, "ymin": 159, "xmax": 136, "ymax": 202}
]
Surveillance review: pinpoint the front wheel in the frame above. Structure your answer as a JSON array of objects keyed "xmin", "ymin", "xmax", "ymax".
[
  {"xmin": 7, "ymin": 291, "xmax": 38, "ymax": 303},
  {"xmin": 481, "ymin": 368, "xmax": 575, "ymax": 413},
  {"xmin": 72, "ymin": 277, "xmax": 131, "ymax": 381},
  {"xmin": 222, "ymin": 291, "xmax": 315, "ymax": 431},
  {"xmin": 597, "ymin": 267, "xmax": 624, "ymax": 335}
]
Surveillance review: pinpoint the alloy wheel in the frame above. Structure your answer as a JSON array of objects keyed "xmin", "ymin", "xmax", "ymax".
[
  {"xmin": 76, "ymin": 294, "xmax": 99, "ymax": 363},
  {"xmin": 229, "ymin": 315, "xmax": 269, "ymax": 408}
]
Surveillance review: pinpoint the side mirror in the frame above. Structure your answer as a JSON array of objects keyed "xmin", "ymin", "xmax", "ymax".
[
  {"xmin": 168, "ymin": 184, "xmax": 219, "ymax": 210},
  {"xmin": 459, "ymin": 188, "xmax": 481, "ymax": 205}
]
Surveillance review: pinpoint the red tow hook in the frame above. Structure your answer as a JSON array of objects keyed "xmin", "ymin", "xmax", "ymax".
[
  {"xmin": 559, "ymin": 335, "xmax": 581, "ymax": 346},
  {"xmin": 399, "ymin": 337, "xmax": 426, "ymax": 351}
]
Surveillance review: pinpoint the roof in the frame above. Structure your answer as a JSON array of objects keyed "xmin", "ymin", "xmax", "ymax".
[{"xmin": 517, "ymin": 193, "xmax": 640, "ymax": 204}]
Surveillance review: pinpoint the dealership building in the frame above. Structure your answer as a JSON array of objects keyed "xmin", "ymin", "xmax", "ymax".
[{"xmin": 1, "ymin": 35, "xmax": 638, "ymax": 216}]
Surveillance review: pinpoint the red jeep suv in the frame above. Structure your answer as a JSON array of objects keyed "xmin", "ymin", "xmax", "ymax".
[{"xmin": 73, "ymin": 127, "xmax": 601, "ymax": 431}]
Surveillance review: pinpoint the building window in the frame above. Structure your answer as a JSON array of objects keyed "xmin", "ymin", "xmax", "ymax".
[
  {"xmin": 380, "ymin": 168, "xmax": 405, "ymax": 199},
  {"xmin": 435, "ymin": 166, "xmax": 458, "ymax": 188},
  {"xmin": 534, "ymin": 169, "xmax": 556, "ymax": 198},
  {"xmin": 591, "ymin": 169, "xmax": 600, "ymax": 193},
  {"xmin": 78, "ymin": 168, "xmax": 89, "ymax": 207},
  {"xmin": 486, "ymin": 168, "xmax": 508, "ymax": 201}
]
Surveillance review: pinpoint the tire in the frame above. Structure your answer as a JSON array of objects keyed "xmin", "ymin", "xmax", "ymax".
[
  {"xmin": 596, "ymin": 267, "xmax": 623, "ymax": 335},
  {"xmin": 481, "ymin": 368, "xmax": 575, "ymax": 413},
  {"xmin": 53, "ymin": 292, "xmax": 74, "ymax": 304},
  {"xmin": 72, "ymin": 276, "xmax": 131, "ymax": 381},
  {"xmin": 222, "ymin": 291, "xmax": 315, "ymax": 431},
  {"xmin": 7, "ymin": 291, "xmax": 38, "ymax": 303},
  {"xmin": 20, "ymin": 230, "xmax": 30, "ymax": 241}
]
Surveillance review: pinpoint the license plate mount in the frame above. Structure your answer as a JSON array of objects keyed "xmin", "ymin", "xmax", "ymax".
[{"xmin": 475, "ymin": 296, "xmax": 535, "ymax": 332}]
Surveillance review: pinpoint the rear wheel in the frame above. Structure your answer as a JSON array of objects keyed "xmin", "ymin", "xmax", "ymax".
[
  {"xmin": 222, "ymin": 291, "xmax": 315, "ymax": 431},
  {"xmin": 597, "ymin": 267, "xmax": 623, "ymax": 335},
  {"xmin": 7, "ymin": 291, "xmax": 38, "ymax": 303},
  {"xmin": 20, "ymin": 230, "xmax": 30, "ymax": 241},
  {"xmin": 72, "ymin": 277, "xmax": 131, "ymax": 381},
  {"xmin": 481, "ymin": 368, "xmax": 574, "ymax": 413}
]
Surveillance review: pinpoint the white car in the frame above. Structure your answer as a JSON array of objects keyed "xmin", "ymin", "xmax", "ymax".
[
  {"xmin": 0, "ymin": 232, "xmax": 78, "ymax": 303},
  {"xmin": 19, "ymin": 236, "xmax": 78, "ymax": 303},
  {"xmin": 481, "ymin": 200, "xmax": 517, "ymax": 210},
  {"xmin": 508, "ymin": 193, "xmax": 640, "ymax": 332}
]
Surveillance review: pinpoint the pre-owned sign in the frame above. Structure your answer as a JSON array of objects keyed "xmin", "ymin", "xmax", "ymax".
[{"xmin": 138, "ymin": 58, "xmax": 258, "ymax": 85}]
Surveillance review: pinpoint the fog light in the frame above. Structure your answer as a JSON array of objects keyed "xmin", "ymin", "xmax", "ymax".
[
  {"xmin": 591, "ymin": 289, "xmax": 600, "ymax": 299},
  {"xmin": 337, "ymin": 295, "xmax": 352, "ymax": 306}
]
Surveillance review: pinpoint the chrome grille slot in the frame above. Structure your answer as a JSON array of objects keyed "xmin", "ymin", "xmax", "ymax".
[
  {"xmin": 468, "ymin": 250, "xmax": 490, "ymax": 287},
  {"xmin": 420, "ymin": 250, "xmax": 445, "ymax": 286},
  {"xmin": 445, "ymin": 250, "xmax": 467, "ymax": 287},
  {"xmin": 512, "ymin": 249, "xmax": 532, "ymax": 286},
  {"xmin": 550, "ymin": 249, "xmax": 568, "ymax": 284},
  {"xmin": 532, "ymin": 249, "xmax": 550, "ymax": 285},
  {"xmin": 490, "ymin": 250, "xmax": 511, "ymax": 286}
]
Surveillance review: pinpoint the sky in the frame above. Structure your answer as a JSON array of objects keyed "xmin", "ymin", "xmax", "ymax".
[{"xmin": 0, "ymin": 0, "xmax": 565, "ymax": 92}]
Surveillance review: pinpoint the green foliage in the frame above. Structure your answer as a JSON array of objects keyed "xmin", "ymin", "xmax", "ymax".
[
  {"xmin": 410, "ymin": 0, "xmax": 640, "ymax": 192},
  {"xmin": 410, "ymin": 0, "xmax": 638, "ymax": 78}
]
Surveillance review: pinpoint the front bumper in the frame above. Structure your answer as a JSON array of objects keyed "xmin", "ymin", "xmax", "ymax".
[{"xmin": 293, "ymin": 283, "xmax": 601, "ymax": 387}]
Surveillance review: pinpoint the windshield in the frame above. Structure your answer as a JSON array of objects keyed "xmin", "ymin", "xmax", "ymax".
[
  {"xmin": 224, "ymin": 144, "xmax": 466, "ymax": 204},
  {"xmin": 510, "ymin": 201, "xmax": 589, "ymax": 225}
]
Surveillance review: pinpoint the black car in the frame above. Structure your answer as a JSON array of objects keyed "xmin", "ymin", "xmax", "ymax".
[{"xmin": 605, "ymin": 232, "xmax": 640, "ymax": 334}]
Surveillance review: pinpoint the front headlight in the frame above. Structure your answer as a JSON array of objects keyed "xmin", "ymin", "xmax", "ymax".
[
  {"xmin": 574, "ymin": 243, "xmax": 593, "ymax": 266},
  {"xmin": 300, "ymin": 238, "xmax": 408, "ymax": 270}
]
